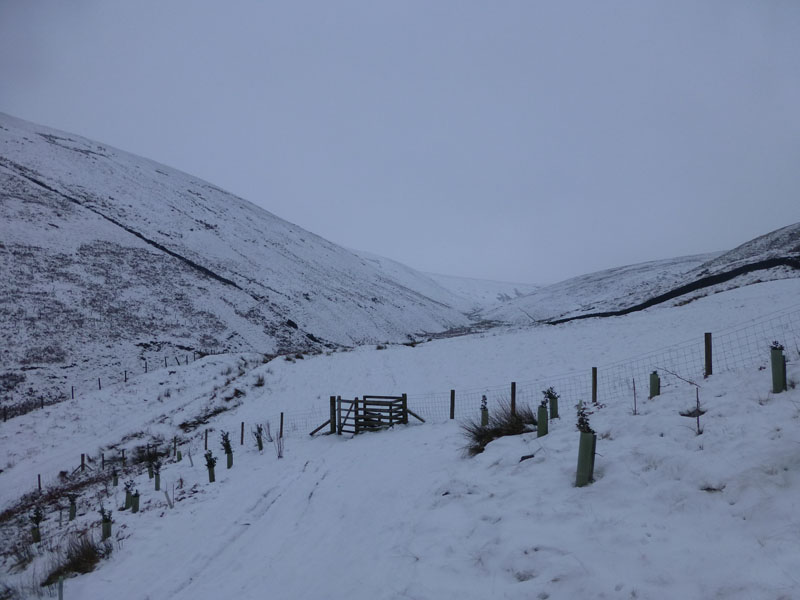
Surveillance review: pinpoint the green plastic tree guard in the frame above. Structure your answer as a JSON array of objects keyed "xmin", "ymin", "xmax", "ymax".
[
  {"xmin": 102, "ymin": 521, "xmax": 112, "ymax": 541},
  {"xmin": 226, "ymin": 452, "xmax": 233, "ymax": 469},
  {"xmin": 177, "ymin": 450, "xmax": 182, "ymax": 462},
  {"xmin": 124, "ymin": 491, "xmax": 131, "ymax": 510},
  {"xmin": 771, "ymin": 347, "xmax": 787, "ymax": 393},
  {"xmin": 208, "ymin": 466, "xmax": 215, "ymax": 483},
  {"xmin": 131, "ymin": 494, "xmax": 140, "ymax": 513},
  {"xmin": 550, "ymin": 397, "xmax": 559, "ymax": 419},
  {"xmin": 68, "ymin": 500, "xmax": 76, "ymax": 521},
  {"xmin": 649, "ymin": 371, "xmax": 661, "ymax": 399},
  {"xmin": 148, "ymin": 464, "xmax": 154, "ymax": 479},
  {"xmin": 576, "ymin": 432, "xmax": 597, "ymax": 487},
  {"xmin": 480, "ymin": 407, "xmax": 489, "ymax": 427},
  {"xmin": 112, "ymin": 472, "xmax": 118, "ymax": 487},
  {"xmin": 537, "ymin": 405, "xmax": 548, "ymax": 437},
  {"xmin": 31, "ymin": 527, "xmax": 41, "ymax": 544},
  {"xmin": 154, "ymin": 473, "xmax": 160, "ymax": 492}
]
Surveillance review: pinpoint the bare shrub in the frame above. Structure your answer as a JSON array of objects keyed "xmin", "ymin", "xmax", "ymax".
[
  {"xmin": 461, "ymin": 400, "xmax": 537, "ymax": 456},
  {"xmin": 41, "ymin": 532, "xmax": 112, "ymax": 586}
]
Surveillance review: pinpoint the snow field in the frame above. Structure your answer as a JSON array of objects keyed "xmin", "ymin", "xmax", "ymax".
[{"xmin": 2, "ymin": 279, "xmax": 800, "ymax": 598}]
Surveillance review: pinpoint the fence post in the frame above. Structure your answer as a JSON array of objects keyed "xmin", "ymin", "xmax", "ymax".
[
  {"xmin": 204, "ymin": 429, "xmax": 208, "ymax": 450},
  {"xmin": 240, "ymin": 421, "xmax": 244, "ymax": 445},
  {"xmin": 98, "ymin": 378, "xmax": 101, "ymax": 390},
  {"xmin": 330, "ymin": 396, "xmax": 337, "ymax": 434},
  {"xmin": 164, "ymin": 356, "xmax": 168, "ymax": 368},
  {"xmin": 402, "ymin": 393, "xmax": 409, "ymax": 425},
  {"xmin": 101, "ymin": 453, "xmax": 105, "ymax": 470},
  {"xmin": 81, "ymin": 454, "xmax": 85, "ymax": 472},
  {"xmin": 144, "ymin": 360, "xmax": 148, "ymax": 373},
  {"xmin": 449, "ymin": 390, "xmax": 455, "ymax": 420},
  {"xmin": 124, "ymin": 370, "xmax": 127, "ymax": 383},
  {"xmin": 38, "ymin": 474, "xmax": 42, "ymax": 492},
  {"xmin": 71, "ymin": 386, "xmax": 74, "ymax": 399},
  {"xmin": 704, "ymin": 332, "xmax": 713, "ymax": 378},
  {"xmin": 511, "ymin": 382, "xmax": 516, "ymax": 416},
  {"xmin": 592, "ymin": 368, "xmax": 598, "ymax": 404},
  {"xmin": 279, "ymin": 412, "xmax": 284, "ymax": 439},
  {"xmin": 337, "ymin": 396, "xmax": 342, "ymax": 435}
]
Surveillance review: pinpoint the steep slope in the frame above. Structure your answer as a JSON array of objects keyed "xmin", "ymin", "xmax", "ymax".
[
  {"xmin": 694, "ymin": 222, "xmax": 800, "ymax": 274},
  {"xmin": 0, "ymin": 113, "xmax": 469, "ymax": 409}
]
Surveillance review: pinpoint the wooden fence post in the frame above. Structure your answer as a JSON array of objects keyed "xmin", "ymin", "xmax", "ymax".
[
  {"xmin": 81, "ymin": 454, "xmax": 85, "ymax": 472},
  {"xmin": 330, "ymin": 396, "xmax": 337, "ymax": 434},
  {"xmin": 98, "ymin": 378, "xmax": 101, "ymax": 390},
  {"xmin": 592, "ymin": 368, "xmax": 598, "ymax": 404},
  {"xmin": 511, "ymin": 382, "xmax": 516, "ymax": 416},
  {"xmin": 38, "ymin": 474, "xmax": 42, "ymax": 492},
  {"xmin": 402, "ymin": 393, "xmax": 408, "ymax": 425},
  {"xmin": 704, "ymin": 332, "xmax": 713, "ymax": 378},
  {"xmin": 240, "ymin": 421, "xmax": 244, "ymax": 445},
  {"xmin": 144, "ymin": 360, "xmax": 148, "ymax": 373},
  {"xmin": 71, "ymin": 386, "xmax": 74, "ymax": 399},
  {"xmin": 124, "ymin": 370, "xmax": 127, "ymax": 383},
  {"xmin": 101, "ymin": 453, "xmax": 105, "ymax": 470},
  {"xmin": 164, "ymin": 356, "xmax": 168, "ymax": 368},
  {"xmin": 279, "ymin": 412, "xmax": 284, "ymax": 439},
  {"xmin": 450, "ymin": 389, "xmax": 455, "ymax": 420},
  {"xmin": 204, "ymin": 429, "xmax": 208, "ymax": 450}
]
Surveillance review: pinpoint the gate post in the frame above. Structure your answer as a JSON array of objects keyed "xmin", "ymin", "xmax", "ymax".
[
  {"xmin": 401, "ymin": 394, "xmax": 409, "ymax": 424},
  {"xmin": 336, "ymin": 395, "xmax": 342, "ymax": 435},
  {"xmin": 330, "ymin": 396, "xmax": 336, "ymax": 434}
]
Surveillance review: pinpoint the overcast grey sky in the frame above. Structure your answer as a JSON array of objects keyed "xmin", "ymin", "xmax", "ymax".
[{"xmin": 1, "ymin": 1, "xmax": 798, "ymax": 283}]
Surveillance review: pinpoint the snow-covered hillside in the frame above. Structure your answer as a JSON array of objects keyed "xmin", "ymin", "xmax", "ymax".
[
  {"xmin": 0, "ymin": 113, "xmax": 471, "ymax": 409},
  {"xmin": 425, "ymin": 271, "xmax": 540, "ymax": 312},
  {"xmin": 485, "ymin": 221, "xmax": 800, "ymax": 325},
  {"xmin": 484, "ymin": 253, "xmax": 719, "ymax": 324},
  {"xmin": 2, "ymin": 278, "xmax": 799, "ymax": 599}
]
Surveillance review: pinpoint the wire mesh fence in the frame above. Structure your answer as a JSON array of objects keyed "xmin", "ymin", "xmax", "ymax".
[{"xmin": 290, "ymin": 304, "xmax": 800, "ymax": 436}]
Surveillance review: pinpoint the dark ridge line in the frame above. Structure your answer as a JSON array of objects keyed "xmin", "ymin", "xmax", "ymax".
[
  {"xmin": 3, "ymin": 159, "xmax": 242, "ymax": 290},
  {"xmin": 546, "ymin": 256, "xmax": 800, "ymax": 325}
]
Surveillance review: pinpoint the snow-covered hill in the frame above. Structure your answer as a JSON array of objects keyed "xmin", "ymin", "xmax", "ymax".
[
  {"xmin": 0, "ymin": 113, "xmax": 470, "ymax": 408},
  {"xmin": 425, "ymin": 271, "xmax": 540, "ymax": 312},
  {"xmin": 484, "ymin": 222, "xmax": 800, "ymax": 325},
  {"xmin": 483, "ymin": 253, "xmax": 719, "ymax": 324},
  {"xmin": 694, "ymin": 221, "xmax": 800, "ymax": 274}
]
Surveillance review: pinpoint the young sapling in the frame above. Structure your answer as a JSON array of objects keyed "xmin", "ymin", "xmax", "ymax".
[
  {"xmin": 30, "ymin": 506, "xmax": 44, "ymax": 543},
  {"xmin": 205, "ymin": 450, "xmax": 217, "ymax": 482},
  {"xmin": 221, "ymin": 431, "xmax": 233, "ymax": 468}
]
